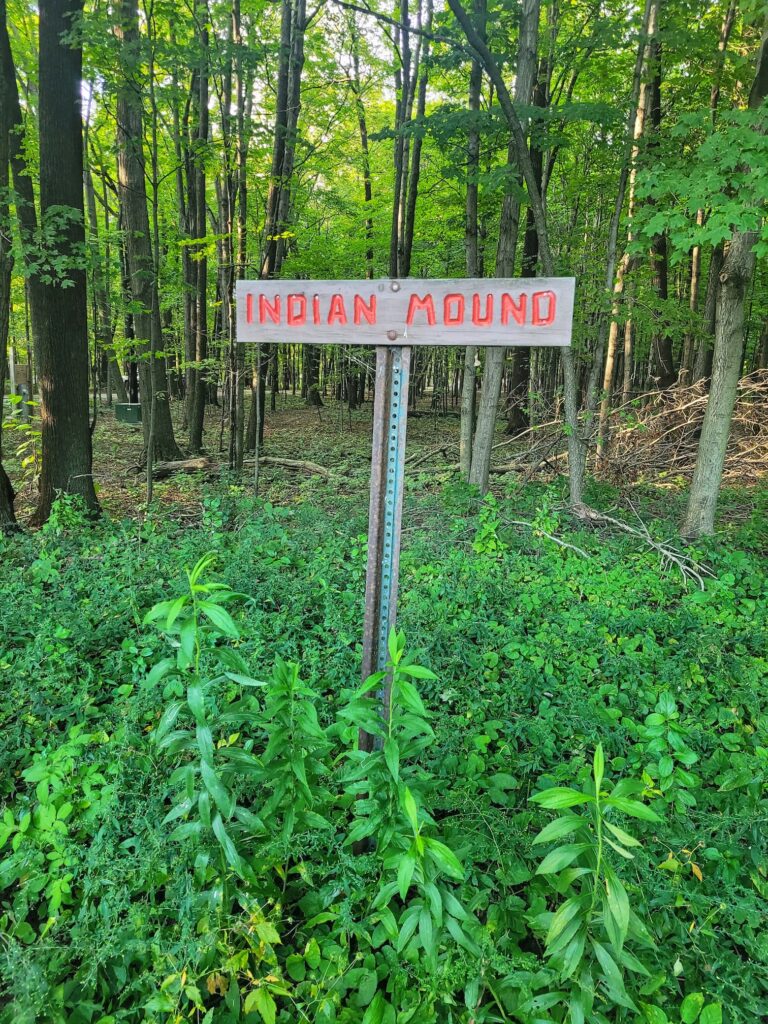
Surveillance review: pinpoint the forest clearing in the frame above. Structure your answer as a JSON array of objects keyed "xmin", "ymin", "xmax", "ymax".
[{"xmin": 1, "ymin": 0, "xmax": 767, "ymax": 1022}]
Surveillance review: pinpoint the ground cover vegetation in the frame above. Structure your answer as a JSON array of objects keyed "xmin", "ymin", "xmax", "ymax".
[
  {"xmin": 0, "ymin": 475, "xmax": 765, "ymax": 1022},
  {"xmin": 1, "ymin": 0, "xmax": 768, "ymax": 1020}
]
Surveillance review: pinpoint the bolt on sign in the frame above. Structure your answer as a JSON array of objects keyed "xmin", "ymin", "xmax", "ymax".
[{"xmin": 237, "ymin": 277, "xmax": 575, "ymax": 748}]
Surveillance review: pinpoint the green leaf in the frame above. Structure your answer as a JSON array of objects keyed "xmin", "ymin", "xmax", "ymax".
[
  {"xmin": 418, "ymin": 907, "xmax": 434, "ymax": 955},
  {"xmin": 211, "ymin": 813, "xmax": 242, "ymax": 872},
  {"xmin": 699, "ymin": 1004, "xmax": 722, "ymax": 1024},
  {"xmin": 605, "ymin": 836, "xmax": 635, "ymax": 859},
  {"xmin": 591, "ymin": 940, "xmax": 637, "ymax": 1011},
  {"xmin": 681, "ymin": 993, "xmax": 705, "ymax": 1023},
  {"xmin": 154, "ymin": 701, "xmax": 183, "ymax": 742},
  {"xmin": 402, "ymin": 787, "xmax": 419, "ymax": 831},
  {"xmin": 201, "ymin": 761, "xmax": 234, "ymax": 817},
  {"xmin": 604, "ymin": 820, "xmax": 641, "ymax": 848},
  {"xmin": 362, "ymin": 991, "xmax": 385, "ymax": 1024},
  {"xmin": 536, "ymin": 843, "xmax": 591, "ymax": 875},
  {"xmin": 425, "ymin": 838, "xmax": 464, "ymax": 879},
  {"xmin": 593, "ymin": 744, "xmax": 605, "ymax": 791},
  {"xmin": 546, "ymin": 896, "xmax": 586, "ymax": 947},
  {"xmin": 187, "ymin": 682, "xmax": 206, "ymax": 723},
  {"xmin": 605, "ymin": 796, "xmax": 661, "ymax": 822},
  {"xmin": 244, "ymin": 987, "xmax": 276, "ymax": 1024},
  {"xmin": 530, "ymin": 787, "xmax": 594, "ymax": 809},
  {"xmin": 199, "ymin": 601, "xmax": 239, "ymax": 638},
  {"xmin": 304, "ymin": 937, "xmax": 321, "ymax": 968},
  {"xmin": 604, "ymin": 868, "xmax": 630, "ymax": 950},
  {"xmin": 397, "ymin": 853, "xmax": 416, "ymax": 900},
  {"xmin": 384, "ymin": 737, "xmax": 399, "ymax": 782},
  {"xmin": 532, "ymin": 815, "xmax": 584, "ymax": 845},
  {"xmin": 399, "ymin": 664, "xmax": 437, "ymax": 680}
]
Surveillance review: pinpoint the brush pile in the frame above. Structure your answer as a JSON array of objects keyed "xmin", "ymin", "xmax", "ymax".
[{"xmin": 599, "ymin": 370, "xmax": 768, "ymax": 486}]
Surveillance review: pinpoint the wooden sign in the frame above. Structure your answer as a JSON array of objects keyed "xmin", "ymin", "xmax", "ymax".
[{"xmin": 236, "ymin": 278, "xmax": 575, "ymax": 347}]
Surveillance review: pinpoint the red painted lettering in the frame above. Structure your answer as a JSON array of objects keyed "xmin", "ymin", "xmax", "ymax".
[
  {"xmin": 327, "ymin": 294, "xmax": 348, "ymax": 325},
  {"xmin": 444, "ymin": 294, "xmax": 465, "ymax": 326},
  {"xmin": 472, "ymin": 294, "xmax": 493, "ymax": 326},
  {"xmin": 246, "ymin": 293, "xmax": 254, "ymax": 324},
  {"xmin": 406, "ymin": 294, "xmax": 436, "ymax": 326},
  {"xmin": 312, "ymin": 295, "xmax": 321, "ymax": 324},
  {"xmin": 354, "ymin": 294, "xmax": 377, "ymax": 325},
  {"xmin": 532, "ymin": 290, "xmax": 556, "ymax": 326},
  {"xmin": 501, "ymin": 293, "xmax": 527, "ymax": 325},
  {"xmin": 259, "ymin": 295, "xmax": 281, "ymax": 324},
  {"xmin": 287, "ymin": 294, "xmax": 307, "ymax": 326}
]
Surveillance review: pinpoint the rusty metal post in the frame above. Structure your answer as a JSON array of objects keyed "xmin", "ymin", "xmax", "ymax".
[{"xmin": 359, "ymin": 344, "xmax": 411, "ymax": 751}]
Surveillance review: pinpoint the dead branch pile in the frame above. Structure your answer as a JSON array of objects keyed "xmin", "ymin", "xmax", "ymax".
[{"xmin": 598, "ymin": 371, "xmax": 768, "ymax": 486}]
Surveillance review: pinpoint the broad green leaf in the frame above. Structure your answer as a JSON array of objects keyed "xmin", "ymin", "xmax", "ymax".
[
  {"xmin": 530, "ymin": 787, "xmax": 594, "ymax": 809},
  {"xmin": 187, "ymin": 682, "xmax": 205, "ymax": 724},
  {"xmin": 199, "ymin": 601, "xmax": 239, "ymax": 638},
  {"xmin": 605, "ymin": 820, "xmax": 641, "ymax": 848},
  {"xmin": 399, "ymin": 664, "xmax": 437, "ymax": 680},
  {"xmin": 211, "ymin": 813, "xmax": 241, "ymax": 871},
  {"xmin": 243, "ymin": 987, "xmax": 276, "ymax": 1024},
  {"xmin": 397, "ymin": 853, "xmax": 416, "ymax": 900},
  {"xmin": 402, "ymin": 787, "xmax": 419, "ymax": 831},
  {"xmin": 680, "ymin": 993, "xmax": 705, "ymax": 1023},
  {"xmin": 201, "ymin": 761, "xmax": 234, "ymax": 817},
  {"xmin": 418, "ymin": 907, "xmax": 434, "ymax": 955},
  {"xmin": 605, "ymin": 796, "xmax": 661, "ymax": 822},
  {"xmin": 384, "ymin": 737, "xmax": 399, "ymax": 782},
  {"xmin": 362, "ymin": 991, "xmax": 385, "ymax": 1024},
  {"xmin": 546, "ymin": 896, "xmax": 586, "ymax": 947},
  {"xmin": 532, "ymin": 815, "xmax": 584, "ymax": 845},
  {"xmin": 425, "ymin": 838, "xmax": 464, "ymax": 879},
  {"xmin": 604, "ymin": 868, "xmax": 630, "ymax": 950},
  {"xmin": 699, "ymin": 1004, "xmax": 722, "ymax": 1024},
  {"xmin": 536, "ymin": 843, "xmax": 591, "ymax": 875}
]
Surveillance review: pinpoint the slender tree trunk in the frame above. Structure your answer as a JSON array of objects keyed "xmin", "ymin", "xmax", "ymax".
[
  {"xmin": 116, "ymin": 0, "xmax": 182, "ymax": 463},
  {"xmin": 349, "ymin": 13, "xmax": 374, "ymax": 276},
  {"xmin": 597, "ymin": 0, "xmax": 655, "ymax": 455},
  {"xmin": 188, "ymin": 2, "xmax": 209, "ymax": 454},
  {"xmin": 647, "ymin": 7, "xmax": 676, "ymax": 388},
  {"xmin": 681, "ymin": 24, "xmax": 767, "ymax": 538},
  {"xmin": 459, "ymin": 0, "xmax": 485, "ymax": 480},
  {"xmin": 466, "ymin": 0, "xmax": 539, "ymax": 494},
  {"xmin": 402, "ymin": 0, "xmax": 433, "ymax": 277}
]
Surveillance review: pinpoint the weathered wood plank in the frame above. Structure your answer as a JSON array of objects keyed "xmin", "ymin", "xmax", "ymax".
[{"xmin": 236, "ymin": 278, "xmax": 574, "ymax": 347}]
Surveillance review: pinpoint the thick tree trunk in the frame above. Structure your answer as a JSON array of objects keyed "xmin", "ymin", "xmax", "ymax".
[
  {"xmin": 0, "ymin": 0, "xmax": 17, "ymax": 529},
  {"xmin": 681, "ymin": 25, "xmax": 768, "ymax": 538},
  {"xmin": 32, "ymin": 0, "xmax": 99, "ymax": 522}
]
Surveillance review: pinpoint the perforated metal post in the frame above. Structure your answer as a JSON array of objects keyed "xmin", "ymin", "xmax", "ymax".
[{"xmin": 360, "ymin": 345, "xmax": 411, "ymax": 751}]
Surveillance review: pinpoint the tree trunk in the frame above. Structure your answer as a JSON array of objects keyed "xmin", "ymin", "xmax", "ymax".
[
  {"xmin": 188, "ymin": 2, "xmax": 209, "ymax": 454},
  {"xmin": 31, "ymin": 0, "xmax": 99, "ymax": 522},
  {"xmin": 681, "ymin": 25, "xmax": 768, "ymax": 538},
  {"xmin": 116, "ymin": 0, "xmax": 182, "ymax": 463},
  {"xmin": 0, "ymin": 7, "xmax": 16, "ymax": 529},
  {"xmin": 459, "ymin": 0, "xmax": 485, "ymax": 480},
  {"xmin": 466, "ymin": 0, "xmax": 540, "ymax": 494}
]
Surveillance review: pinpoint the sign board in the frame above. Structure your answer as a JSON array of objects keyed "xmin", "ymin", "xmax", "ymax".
[{"xmin": 236, "ymin": 277, "xmax": 574, "ymax": 348}]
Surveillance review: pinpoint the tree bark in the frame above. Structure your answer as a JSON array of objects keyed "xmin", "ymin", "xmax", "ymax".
[
  {"xmin": 116, "ymin": 0, "xmax": 182, "ymax": 463},
  {"xmin": 32, "ymin": 0, "xmax": 99, "ymax": 522},
  {"xmin": 464, "ymin": 0, "xmax": 540, "ymax": 495},
  {"xmin": 0, "ymin": 3, "xmax": 16, "ymax": 528},
  {"xmin": 681, "ymin": 23, "xmax": 768, "ymax": 538},
  {"xmin": 459, "ymin": 0, "xmax": 485, "ymax": 480}
]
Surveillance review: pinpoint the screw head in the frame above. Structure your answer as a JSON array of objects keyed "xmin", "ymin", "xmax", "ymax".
[
  {"xmin": 386, "ymin": 329, "xmax": 398, "ymax": 341},
  {"xmin": 390, "ymin": 281, "xmax": 401, "ymax": 292}
]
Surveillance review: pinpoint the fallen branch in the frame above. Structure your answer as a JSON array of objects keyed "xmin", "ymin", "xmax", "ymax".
[
  {"xmin": 248, "ymin": 456, "xmax": 341, "ymax": 480},
  {"xmin": 151, "ymin": 457, "xmax": 214, "ymax": 479},
  {"xmin": 568, "ymin": 502, "xmax": 714, "ymax": 590}
]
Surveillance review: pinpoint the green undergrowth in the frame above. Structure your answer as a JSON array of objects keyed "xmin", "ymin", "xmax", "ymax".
[{"xmin": 0, "ymin": 480, "xmax": 765, "ymax": 1023}]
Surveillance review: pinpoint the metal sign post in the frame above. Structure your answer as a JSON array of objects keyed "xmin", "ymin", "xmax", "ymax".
[{"xmin": 236, "ymin": 277, "xmax": 575, "ymax": 745}]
